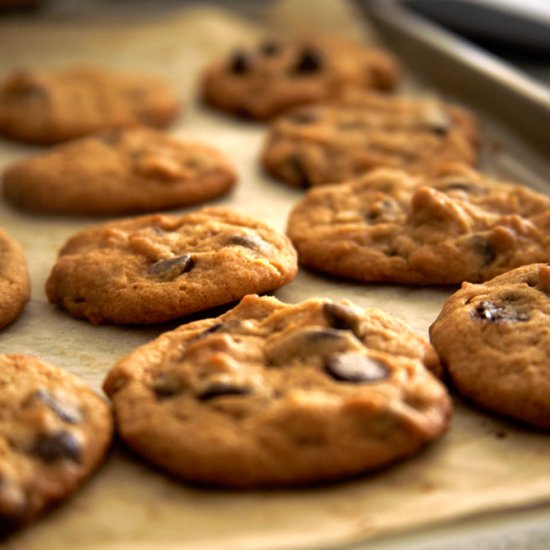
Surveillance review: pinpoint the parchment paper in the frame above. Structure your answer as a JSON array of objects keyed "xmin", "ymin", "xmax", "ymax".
[{"xmin": 1, "ymin": 2, "xmax": 549, "ymax": 548}]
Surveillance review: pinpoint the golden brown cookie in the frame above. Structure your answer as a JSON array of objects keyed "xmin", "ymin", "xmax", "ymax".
[
  {"xmin": 201, "ymin": 37, "xmax": 399, "ymax": 120},
  {"xmin": 0, "ymin": 67, "xmax": 180, "ymax": 145},
  {"xmin": 0, "ymin": 354, "xmax": 113, "ymax": 531},
  {"xmin": 430, "ymin": 264, "xmax": 550, "ymax": 429},
  {"xmin": 104, "ymin": 294, "xmax": 450, "ymax": 488},
  {"xmin": 46, "ymin": 207, "xmax": 298, "ymax": 325},
  {"xmin": 287, "ymin": 164, "xmax": 550, "ymax": 285},
  {"xmin": 0, "ymin": 228, "xmax": 30, "ymax": 331},
  {"xmin": 262, "ymin": 90, "xmax": 479, "ymax": 188},
  {"xmin": 2, "ymin": 128, "xmax": 236, "ymax": 215}
]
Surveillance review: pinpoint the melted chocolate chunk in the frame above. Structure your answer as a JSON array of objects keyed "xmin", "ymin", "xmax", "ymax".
[
  {"xmin": 148, "ymin": 254, "xmax": 194, "ymax": 281},
  {"xmin": 30, "ymin": 430, "xmax": 81, "ymax": 463},
  {"xmin": 471, "ymin": 236, "xmax": 497, "ymax": 268},
  {"xmin": 323, "ymin": 302, "xmax": 361, "ymax": 333},
  {"xmin": 325, "ymin": 352, "xmax": 389, "ymax": 383},
  {"xmin": 152, "ymin": 373, "xmax": 184, "ymax": 399},
  {"xmin": 365, "ymin": 199, "xmax": 399, "ymax": 223},
  {"xmin": 226, "ymin": 234, "xmax": 271, "ymax": 253},
  {"xmin": 288, "ymin": 154, "xmax": 311, "ymax": 188},
  {"xmin": 199, "ymin": 381, "xmax": 250, "ymax": 401},
  {"xmin": 472, "ymin": 301, "xmax": 530, "ymax": 323},
  {"xmin": 228, "ymin": 50, "xmax": 251, "ymax": 75},
  {"xmin": 259, "ymin": 40, "xmax": 282, "ymax": 56},
  {"xmin": 27, "ymin": 389, "xmax": 82, "ymax": 424},
  {"xmin": 291, "ymin": 47, "xmax": 323, "ymax": 74}
]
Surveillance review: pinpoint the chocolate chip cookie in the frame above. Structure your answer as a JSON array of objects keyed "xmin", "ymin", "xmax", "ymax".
[
  {"xmin": 46, "ymin": 208, "xmax": 298, "ymax": 325},
  {"xmin": 201, "ymin": 37, "xmax": 399, "ymax": 120},
  {"xmin": 0, "ymin": 67, "xmax": 180, "ymax": 145},
  {"xmin": 0, "ymin": 228, "xmax": 30, "ymax": 331},
  {"xmin": 2, "ymin": 128, "xmax": 237, "ymax": 215},
  {"xmin": 430, "ymin": 263, "xmax": 550, "ymax": 428},
  {"xmin": 0, "ymin": 354, "xmax": 112, "ymax": 530},
  {"xmin": 263, "ymin": 90, "xmax": 479, "ymax": 188},
  {"xmin": 287, "ymin": 164, "xmax": 550, "ymax": 285},
  {"xmin": 104, "ymin": 294, "xmax": 450, "ymax": 487}
]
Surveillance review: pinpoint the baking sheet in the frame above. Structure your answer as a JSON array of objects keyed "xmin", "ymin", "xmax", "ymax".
[{"xmin": 1, "ymin": 2, "xmax": 550, "ymax": 548}]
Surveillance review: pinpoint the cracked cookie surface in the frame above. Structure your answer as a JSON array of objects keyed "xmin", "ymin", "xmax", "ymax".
[
  {"xmin": 0, "ymin": 228, "xmax": 30, "ymax": 331},
  {"xmin": 287, "ymin": 164, "xmax": 550, "ymax": 285},
  {"xmin": 0, "ymin": 67, "xmax": 179, "ymax": 144},
  {"xmin": 0, "ymin": 354, "xmax": 112, "ymax": 530},
  {"xmin": 104, "ymin": 294, "xmax": 450, "ymax": 487},
  {"xmin": 430, "ymin": 263, "xmax": 550, "ymax": 429},
  {"xmin": 3, "ymin": 128, "xmax": 236, "ymax": 215},
  {"xmin": 201, "ymin": 37, "xmax": 398, "ymax": 120},
  {"xmin": 46, "ymin": 208, "xmax": 297, "ymax": 325},
  {"xmin": 263, "ymin": 91, "xmax": 479, "ymax": 188}
]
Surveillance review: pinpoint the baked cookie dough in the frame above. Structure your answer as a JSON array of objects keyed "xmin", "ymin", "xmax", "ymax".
[
  {"xmin": 287, "ymin": 164, "xmax": 550, "ymax": 285},
  {"xmin": 0, "ymin": 66, "xmax": 180, "ymax": 144},
  {"xmin": 0, "ymin": 228, "xmax": 30, "ymax": 331},
  {"xmin": 104, "ymin": 294, "xmax": 450, "ymax": 488},
  {"xmin": 201, "ymin": 37, "xmax": 398, "ymax": 120},
  {"xmin": 430, "ymin": 263, "xmax": 550, "ymax": 429},
  {"xmin": 46, "ymin": 207, "xmax": 298, "ymax": 325},
  {"xmin": 3, "ymin": 128, "xmax": 237, "ymax": 215},
  {"xmin": 263, "ymin": 90, "xmax": 479, "ymax": 188},
  {"xmin": 0, "ymin": 354, "xmax": 112, "ymax": 530}
]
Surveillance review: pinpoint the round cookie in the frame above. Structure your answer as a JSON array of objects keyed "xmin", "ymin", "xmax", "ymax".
[
  {"xmin": 262, "ymin": 90, "xmax": 479, "ymax": 188},
  {"xmin": 0, "ymin": 228, "xmax": 30, "ymax": 331},
  {"xmin": 201, "ymin": 37, "xmax": 398, "ymax": 120},
  {"xmin": 104, "ymin": 294, "xmax": 450, "ymax": 488},
  {"xmin": 287, "ymin": 164, "xmax": 550, "ymax": 285},
  {"xmin": 430, "ymin": 264, "xmax": 550, "ymax": 429},
  {"xmin": 0, "ymin": 66, "xmax": 180, "ymax": 145},
  {"xmin": 46, "ymin": 207, "xmax": 298, "ymax": 325},
  {"xmin": 2, "ymin": 128, "xmax": 237, "ymax": 215},
  {"xmin": 0, "ymin": 354, "xmax": 113, "ymax": 530}
]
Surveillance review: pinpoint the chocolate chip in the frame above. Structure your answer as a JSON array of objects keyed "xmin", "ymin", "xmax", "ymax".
[
  {"xmin": 152, "ymin": 374, "xmax": 184, "ymax": 399},
  {"xmin": 472, "ymin": 301, "xmax": 530, "ymax": 323},
  {"xmin": 323, "ymin": 302, "xmax": 361, "ymax": 333},
  {"xmin": 325, "ymin": 352, "xmax": 389, "ymax": 383},
  {"xmin": 288, "ymin": 154, "xmax": 312, "ymax": 188},
  {"xmin": 259, "ymin": 40, "xmax": 282, "ymax": 56},
  {"xmin": 228, "ymin": 50, "xmax": 250, "ymax": 75},
  {"xmin": 364, "ymin": 199, "xmax": 399, "ymax": 223},
  {"xmin": 226, "ymin": 234, "xmax": 271, "ymax": 253},
  {"xmin": 470, "ymin": 236, "xmax": 497, "ymax": 267},
  {"xmin": 147, "ymin": 254, "xmax": 194, "ymax": 281},
  {"xmin": 27, "ymin": 389, "xmax": 82, "ymax": 424},
  {"xmin": 198, "ymin": 381, "xmax": 250, "ymax": 400},
  {"xmin": 30, "ymin": 430, "xmax": 81, "ymax": 463},
  {"xmin": 291, "ymin": 47, "xmax": 323, "ymax": 74}
]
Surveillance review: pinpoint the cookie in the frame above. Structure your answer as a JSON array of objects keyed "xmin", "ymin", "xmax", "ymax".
[
  {"xmin": 201, "ymin": 37, "xmax": 398, "ymax": 120},
  {"xmin": 104, "ymin": 294, "xmax": 449, "ymax": 488},
  {"xmin": 0, "ymin": 67, "xmax": 180, "ymax": 145},
  {"xmin": 0, "ymin": 354, "xmax": 113, "ymax": 530},
  {"xmin": 430, "ymin": 263, "xmax": 550, "ymax": 428},
  {"xmin": 0, "ymin": 228, "xmax": 30, "ymax": 331},
  {"xmin": 45, "ymin": 207, "xmax": 298, "ymax": 325},
  {"xmin": 2, "ymin": 128, "xmax": 237, "ymax": 215},
  {"xmin": 287, "ymin": 164, "xmax": 550, "ymax": 285},
  {"xmin": 262, "ymin": 90, "xmax": 479, "ymax": 188}
]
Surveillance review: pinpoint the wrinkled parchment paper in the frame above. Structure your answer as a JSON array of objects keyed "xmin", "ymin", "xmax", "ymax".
[{"xmin": 1, "ymin": 2, "xmax": 549, "ymax": 548}]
